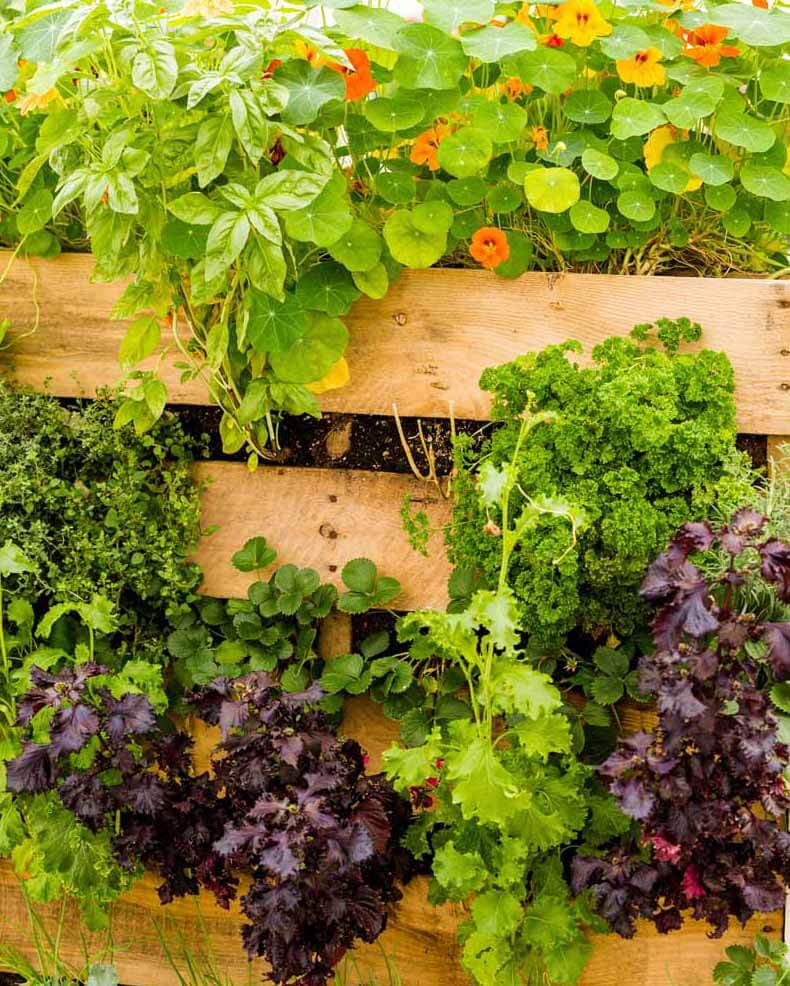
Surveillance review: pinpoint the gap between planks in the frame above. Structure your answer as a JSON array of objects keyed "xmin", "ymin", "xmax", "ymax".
[{"xmin": 1, "ymin": 253, "xmax": 788, "ymax": 433}]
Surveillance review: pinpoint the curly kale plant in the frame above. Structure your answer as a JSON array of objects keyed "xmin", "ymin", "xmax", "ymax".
[
  {"xmin": 573, "ymin": 511, "xmax": 790, "ymax": 939},
  {"xmin": 7, "ymin": 667, "xmax": 412, "ymax": 986},
  {"xmin": 447, "ymin": 319, "xmax": 754, "ymax": 654}
]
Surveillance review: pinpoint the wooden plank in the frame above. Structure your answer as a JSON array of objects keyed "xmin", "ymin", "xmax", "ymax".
[
  {"xmin": 192, "ymin": 462, "xmax": 452, "ymax": 611},
  {"xmin": 1, "ymin": 253, "xmax": 788, "ymax": 433},
  {"xmin": 0, "ymin": 863, "xmax": 469, "ymax": 986}
]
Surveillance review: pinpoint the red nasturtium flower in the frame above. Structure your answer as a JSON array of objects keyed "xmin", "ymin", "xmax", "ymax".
[
  {"xmin": 410, "ymin": 123, "xmax": 452, "ymax": 171},
  {"xmin": 470, "ymin": 227, "xmax": 510, "ymax": 269},
  {"xmin": 4, "ymin": 90, "xmax": 16, "ymax": 103},
  {"xmin": 262, "ymin": 59, "xmax": 281, "ymax": 79},
  {"xmin": 681, "ymin": 24, "xmax": 740, "ymax": 67}
]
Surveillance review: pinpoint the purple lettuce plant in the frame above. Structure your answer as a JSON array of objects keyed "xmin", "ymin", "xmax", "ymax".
[
  {"xmin": 6, "ymin": 670, "xmax": 412, "ymax": 986},
  {"xmin": 572, "ymin": 510, "xmax": 790, "ymax": 939}
]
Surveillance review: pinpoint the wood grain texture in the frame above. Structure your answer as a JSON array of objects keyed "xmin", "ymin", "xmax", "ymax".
[
  {"xmin": 192, "ymin": 462, "xmax": 452, "ymax": 611},
  {"xmin": 1, "ymin": 253, "xmax": 788, "ymax": 433}
]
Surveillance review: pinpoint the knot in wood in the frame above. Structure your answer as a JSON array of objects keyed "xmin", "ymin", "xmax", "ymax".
[
  {"xmin": 319, "ymin": 522, "xmax": 338, "ymax": 540},
  {"xmin": 392, "ymin": 311, "xmax": 407, "ymax": 326}
]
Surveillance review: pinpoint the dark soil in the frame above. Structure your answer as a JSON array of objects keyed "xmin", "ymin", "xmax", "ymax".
[{"xmin": 171, "ymin": 403, "xmax": 768, "ymax": 476}]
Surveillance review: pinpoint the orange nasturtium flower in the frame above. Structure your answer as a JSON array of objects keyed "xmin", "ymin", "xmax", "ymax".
[
  {"xmin": 531, "ymin": 126, "xmax": 549, "ymax": 151},
  {"xmin": 616, "ymin": 47, "xmax": 666, "ymax": 87},
  {"xmin": 182, "ymin": 0, "xmax": 233, "ymax": 16},
  {"xmin": 502, "ymin": 76, "xmax": 533, "ymax": 99},
  {"xmin": 552, "ymin": 0, "xmax": 612, "ymax": 47},
  {"xmin": 410, "ymin": 124, "xmax": 452, "ymax": 171},
  {"xmin": 752, "ymin": 0, "xmax": 769, "ymax": 8},
  {"xmin": 4, "ymin": 90, "xmax": 16, "ymax": 103},
  {"xmin": 643, "ymin": 125, "xmax": 702, "ymax": 192},
  {"xmin": 18, "ymin": 89, "xmax": 58, "ymax": 115},
  {"xmin": 682, "ymin": 24, "xmax": 740, "ymax": 67},
  {"xmin": 334, "ymin": 49, "xmax": 378, "ymax": 101},
  {"xmin": 470, "ymin": 227, "xmax": 510, "ymax": 270}
]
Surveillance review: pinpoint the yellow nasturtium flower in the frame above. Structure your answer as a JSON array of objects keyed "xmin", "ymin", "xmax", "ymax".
[
  {"xmin": 616, "ymin": 48, "xmax": 666, "ymax": 87},
  {"xmin": 307, "ymin": 358, "xmax": 350, "ymax": 395},
  {"xmin": 643, "ymin": 125, "xmax": 702, "ymax": 192},
  {"xmin": 18, "ymin": 89, "xmax": 58, "ymax": 115},
  {"xmin": 552, "ymin": 0, "xmax": 612, "ymax": 47}
]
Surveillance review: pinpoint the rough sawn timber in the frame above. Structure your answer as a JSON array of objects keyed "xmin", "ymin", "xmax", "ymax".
[{"xmin": 1, "ymin": 252, "xmax": 788, "ymax": 433}]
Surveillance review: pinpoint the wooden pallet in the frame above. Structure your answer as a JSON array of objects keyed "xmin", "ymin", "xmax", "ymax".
[{"xmin": 0, "ymin": 252, "xmax": 788, "ymax": 986}]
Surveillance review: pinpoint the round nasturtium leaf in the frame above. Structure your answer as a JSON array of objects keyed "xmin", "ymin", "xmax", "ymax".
[
  {"xmin": 352, "ymin": 262, "xmax": 390, "ymax": 299},
  {"xmin": 487, "ymin": 182, "xmax": 522, "ymax": 213},
  {"xmin": 161, "ymin": 218, "xmax": 208, "ymax": 259},
  {"xmin": 663, "ymin": 76, "xmax": 724, "ymax": 126},
  {"xmin": 295, "ymin": 262, "xmax": 361, "ymax": 316},
  {"xmin": 16, "ymin": 188, "xmax": 53, "ymax": 235},
  {"xmin": 472, "ymin": 101, "xmax": 527, "ymax": 144},
  {"xmin": 269, "ymin": 312, "xmax": 349, "ymax": 384},
  {"xmin": 765, "ymin": 200, "xmax": 790, "ymax": 234},
  {"xmin": 610, "ymin": 98, "xmax": 666, "ymax": 140},
  {"xmin": 394, "ymin": 24, "xmax": 468, "ymax": 90},
  {"xmin": 447, "ymin": 177, "xmax": 488, "ymax": 206},
  {"xmin": 570, "ymin": 200, "xmax": 610, "ymax": 234},
  {"xmin": 564, "ymin": 90, "xmax": 613, "ymax": 125},
  {"xmin": 327, "ymin": 219, "xmax": 383, "ymax": 271},
  {"xmin": 760, "ymin": 65, "xmax": 790, "ymax": 104},
  {"xmin": 509, "ymin": 48, "xmax": 576, "ymax": 95},
  {"xmin": 739, "ymin": 164, "xmax": 790, "ymax": 202},
  {"xmin": 334, "ymin": 6, "xmax": 405, "ymax": 49},
  {"xmin": 494, "ymin": 230, "xmax": 533, "ymax": 279},
  {"xmin": 460, "ymin": 21, "xmax": 537, "ymax": 61},
  {"xmin": 376, "ymin": 170, "xmax": 416, "ymax": 204},
  {"xmin": 364, "ymin": 94, "xmax": 425, "ymax": 132},
  {"xmin": 689, "ymin": 152, "xmax": 733, "ymax": 186},
  {"xmin": 721, "ymin": 208, "xmax": 751, "ymax": 237},
  {"xmin": 524, "ymin": 167, "xmax": 580, "ymax": 213},
  {"xmin": 422, "ymin": 0, "xmax": 494, "ymax": 34},
  {"xmin": 283, "ymin": 173, "xmax": 353, "ymax": 246},
  {"xmin": 248, "ymin": 290, "xmax": 307, "ymax": 354},
  {"xmin": 617, "ymin": 190, "xmax": 656, "ymax": 222},
  {"xmin": 581, "ymin": 148, "xmax": 619, "ymax": 181},
  {"xmin": 705, "ymin": 183, "xmax": 737, "ymax": 212},
  {"xmin": 412, "ymin": 199, "xmax": 454, "ymax": 233},
  {"xmin": 712, "ymin": 2, "xmax": 790, "ymax": 47},
  {"xmin": 649, "ymin": 161, "xmax": 691, "ymax": 195},
  {"xmin": 599, "ymin": 24, "xmax": 651, "ymax": 59},
  {"xmin": 277, "ymin": 62, "xmax": 345, "ymax": 125},
  {"xmin": 383, "ymin": 209, "xmax": 447, "ymax": 267},
  {"xmin": 507, "ymin": 160, "xmax": 541, "ymax": 184},
  {"xmin": 714, "ymin": 108, "xmax": 776, "ymax": 153},
  {"xmin": 436, "ymin": 127, "xmax": 493, "ymax": 178}
]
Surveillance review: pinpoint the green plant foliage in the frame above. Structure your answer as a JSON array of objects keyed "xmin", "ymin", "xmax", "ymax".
[
  {"xmin": 0, "ymin": 0, "xmax": 786, "ymax": 455},
  {"xmin": 446, "ymin": 321, "xmax": 755, "ymax": 658},
  {"xmin": 0, "ymin": 383, "xmax": 202, "ymax": 613},
  {"xmin": 714, "ymin": 935, "xmax": 790, "ymax": 986},
  {"xmin": 383, "ymin": 411, "xmax": 629, "ymax": 986},
  {"xmin": 0, "ymin": 384, "xmax": 204, "ymax": 925}
]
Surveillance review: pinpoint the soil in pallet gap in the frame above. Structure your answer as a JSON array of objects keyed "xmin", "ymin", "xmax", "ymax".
[{"xmin": 138, "ymin": 403, "xmax": 771, "ymax": 476}]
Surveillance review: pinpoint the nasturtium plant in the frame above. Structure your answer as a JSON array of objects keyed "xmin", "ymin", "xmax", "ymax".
[{"xmin": 0, "ymin": 0, "xmax": 787, "ymax": 454}]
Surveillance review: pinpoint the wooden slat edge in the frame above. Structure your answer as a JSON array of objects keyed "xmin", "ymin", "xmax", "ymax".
[{"xmin": 1, "ymin": 253, "xmax": 787, "ymax": 433}]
